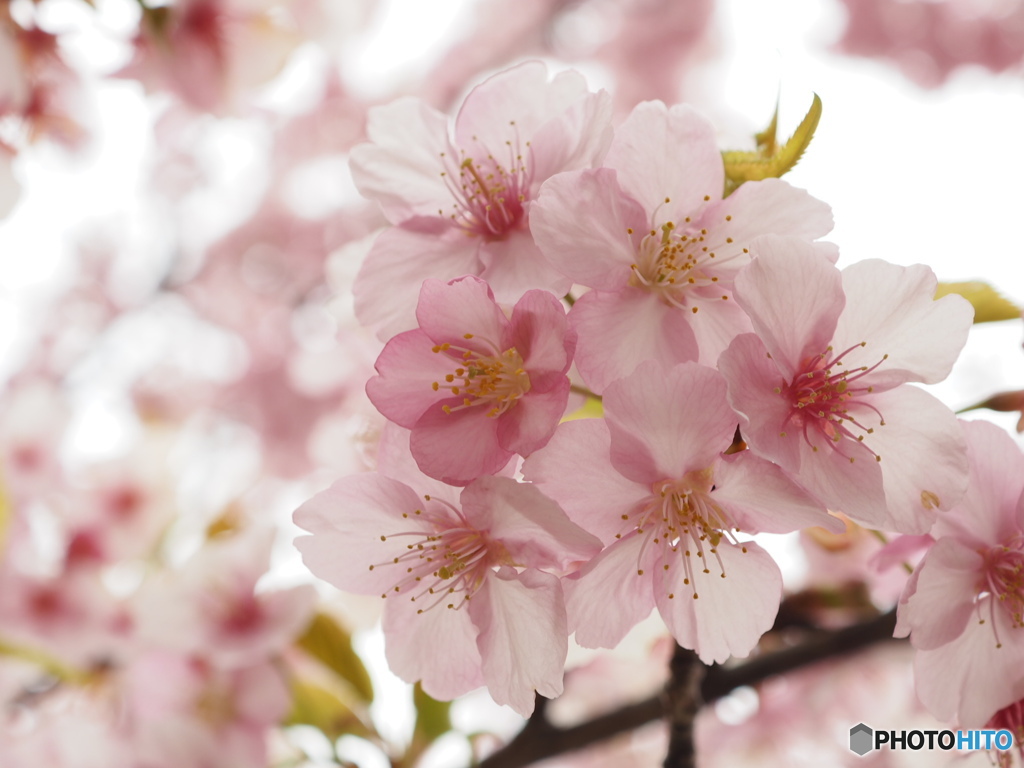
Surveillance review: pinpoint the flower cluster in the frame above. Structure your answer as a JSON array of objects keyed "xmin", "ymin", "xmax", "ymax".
[{"xmin": 294, "ymin": 60, "xmax": 977, "ymax": 716}]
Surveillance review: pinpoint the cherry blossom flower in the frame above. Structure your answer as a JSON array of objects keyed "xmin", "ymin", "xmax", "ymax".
[
  {"xmin": 293, "ymin": 426, "xmax": 601, "ymax": 716},
  {"xmin": 988, "ymin": 698, "xmax": 1024, "ymax": 768},
  {"xmin": 118, "ymin": 0, "xmax": 302, "ymax": 114},
  {"xmin": 718, "ymin": 235, "xmax": 972, "ymax": 534},
  {"xmin": 522, "ymin": 361, "xmax": 840, "ymax": 663},
  {"xmin": 896, "ymin": 419, "xmax": 1024, "ymax": 727},
  {"xmin": 835, "ymin": 0, "xmax": 1024, "ymax": 87},
  {"xmin": 529, "ymin": 100, "xmax": 834, "ymax": 392},
  {"xmin": 350, "ymin": 60, "xmax": 612, "ymax": 338},
  {"xmin": 134, "ymin": 528, "xmax": 317, "ymax": 669},
  {"xmin": 123, "ymin": 652, "xmax": 291, "ymax": 768},
  {"xmin": 367, "ymin": 275, "xmax": 575, "ymax": 485}
]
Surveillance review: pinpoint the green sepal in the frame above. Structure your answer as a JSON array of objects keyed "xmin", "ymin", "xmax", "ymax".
[
  {"xmin": 935, "ymin": 281, "xmax": 1021, "ymax": 323},
  {"xmin": 722, "ymin": 93, "xmax": 822, "ymax": 196}
]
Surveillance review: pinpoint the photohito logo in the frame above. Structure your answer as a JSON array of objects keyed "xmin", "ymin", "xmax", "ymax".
[{"xmin": 849, "ymin": 723, "xmax": 1014, "ymax": 756}]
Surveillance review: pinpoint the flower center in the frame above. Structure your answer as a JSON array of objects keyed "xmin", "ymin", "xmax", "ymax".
[
  {"xmin": 371, "ymin": 500, "xmax": 497, "ymax": 613},
  {"xmin": 438, "ymin": 124, "xmax": 531, "ymax": 239},
  {"xmin": 617, "ymin": 471, "xmax": 746, "ymax": 600},
  {"xmin": 983, "ymin": 539, "xmax": 1024, "ymax": 641},
  {"xmin": 626, "ymin": 202, "xmax": 740, "ymax": 313},
  {"xmin": 778, "ymin": 342, "xmax": 889, "ymax": 463},
  {"xmin": 431, "ymin": 338, "xmax": 530, "ymax": 418}
]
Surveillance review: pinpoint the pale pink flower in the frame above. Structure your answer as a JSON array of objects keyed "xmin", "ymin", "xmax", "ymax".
[
  {"xmin": 594, "ymin": 0, "xmax": 716, "ymax": 114},
  {"xmin": 523, "ymin": 361, "xmax": 840, "ymax": 663},
  {"xmin": 293, "ymin": 428, "xmax": 601, "ymax": 716},
  {"xmin": 836, "ymin": 0, "xmax": 1024, "ymax": 87},
  {"xmin": 133, "ymin": 528, "xmax": 317, "ymax": 669},
  {"xmin": 718, "ymin": 235, "xmax": 972, "ymax": 534},
  {"xmin": 367, "ymin": 275, "xmax": 575, "ymax": 485},
  {"xmin": 0, "ymin": 565, "xmax": 130, "ymax": 667},
  {"xmin": 529, "ymin": 101, "xmax": 834, "ymax": 392},
  {"xmin": 118, "ymin": 0, "xmax": 302, "ymax": 114},
  {"xmin": 124, "ymin": 652, "xmax": 290, "ymax": 768},
  {"xmin": 350, "ymin": 60, "xmax": 612, "ymax": 338},
  {"xmin": 896, "ymin": 419, "xmax": 1024, "ymax": 727}
]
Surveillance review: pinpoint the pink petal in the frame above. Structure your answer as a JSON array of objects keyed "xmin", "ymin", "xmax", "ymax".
[
  {"xmin": 366, "ymin": 329, "xmax": 458, "ymax": 428},
  {"xmin": 865, "ymin": 385, "xmax": 969, "ymax": 533},
  {"xmin": 934, "ymin": 419, "xmax": 1024, "ymax": 545},
  {"xmin": 791, "ymin": 432, "xmax": 888, "ymax": 529},
  {"xmin": 530, "ymin": 168, "xmax": 647, "ymax": 290},
  {"xmin": 718, "ymin": 333, "xmax": 801, "ymax": 470},
  {"xmin": 899, "ymin": 537, "xmax": 983, "ymax": 651},
  {"xmin": 415, "ymin": 276, "xmax": 509, "ymax": 352},
  {"xmin": 711, "ymin": 451, "xmax": 842, "ymax": 533},
  {"xmin": 688, "ymin": 291, "xmax": 754, "ymax": 368},
  {"xmin": 526, "ymin": 82, "xmax": 613, "ymax": 183},
  {"xmin": 693, "ymin": 178, "xmax": 835, "ymax": 259},
  {"xmin": 477, "ymin": 226, "xmax": 573, "ymax": 304},
  {"xmin": 604, "ymin": 361, "xmax": 736, "ymax": 483},
  {"xmin": 569, "ymin": 288, "xmax": 699, "ymax": 394},
  {"xmin": 565, "ymin": 533, "xmax": 658, "ymax": 648},
  {"xmin": 496, "ymin": 382, "xmax": 569, "ymax": 456},
  {"xmin": 913, "ymin": 604, "xmax": 1024, "ymax": 727},
  {"xmin": 460, "ymin": 476, "xmax": 602, "ymax": 571},
  {"xmin": 410, "ymin": 404, "xmax": 510, "ymax": 485},
  {"xmin": 833, "ymin": 260, "xmax": 973, "ymax": 388},
  {"xmin": 376, "ymin": 422, "xmax": 467, "ymax": 508},
  {"xmin": 506, "ymin": 289, "xmax": 574, "ymax": 385},
  {"xmin": 293, "ymin": 474, "xmax": 427, "ymax": 595},
  {"xmin": 455, "ymin": 63, "xmax": 587, "ymax": 152},
  {"xmin": 522, "ymin": 419, "xmax": 648, "ymax": 544},
  {"xmin": 653, "ymin": 540, "xmax": 782, "ymax": 664},
  {"xmin": 354, "ymin": 225, "xmax": 482, "ymax": 340},
  {"xmin": 350, "ymin": 98, "xmax": 454, "ymax": 223},
  {"xmin": 234, "ymin": 663, "xmax": 291, "ymax": 724},
  {"xmin": 382, "ymin": 590, "xmax": 485, "ymax": 702},
  {"xmin": 605, "ymin": 102, "xmax": 724, "ymax": 222},
  {"xmin": 470, "ymin": 567, "xmax": 568, "ymax": 716},
  {"xmin": 732, "ymin": 235, "xmax": 845, "ymax": 380}
]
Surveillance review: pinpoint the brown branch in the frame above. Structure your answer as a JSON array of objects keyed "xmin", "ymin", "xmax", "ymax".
[
  {"xmin": 663, "ymin": 646, "xmax": 704, "ymax": 768},
  {"xmin": 475, "ymin": 609, "xmax": 898, "ymax": 768}
]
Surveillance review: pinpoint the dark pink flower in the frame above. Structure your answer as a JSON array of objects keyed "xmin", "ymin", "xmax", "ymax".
[{"xmin": 367, "ymin": 275, "xmax": 575, "ymax": 485}]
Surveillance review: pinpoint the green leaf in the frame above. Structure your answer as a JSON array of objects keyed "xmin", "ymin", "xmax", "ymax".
[
  {"xmin": 295, "ymin": 612, "xmax": 374, "ymax": 703},
  {"xmin": 285, "ymin": 680, "xmax": 369, "ymax": 740},
  {"xmin": 935, "ymin": 281, "xmax": 1021, "ymax": 323},
  {"xmin": 722, "ymin": 93, "xmax": 823, "ymax": 196},
  {"xmin": 561, "ymin": 396, "xmax": 603, "ymax": 422},
  {"xmin": 412, "ymin": 682, "xmax": 451, "ymax": 744}
]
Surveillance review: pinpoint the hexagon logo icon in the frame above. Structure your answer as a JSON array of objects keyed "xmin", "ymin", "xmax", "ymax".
[{"xmin": 850, "ymin": 723, "xmax": 873, "ymax": 756}]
